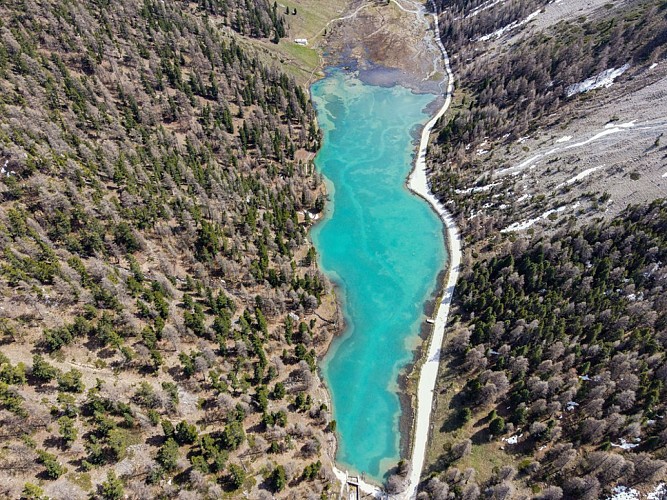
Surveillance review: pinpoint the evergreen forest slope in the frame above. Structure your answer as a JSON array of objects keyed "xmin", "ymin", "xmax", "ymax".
[
  {"xmin": 421, "ymin": 0, "xmax": 667, "ymax": 498},
  {"xmin": 0, "ymin": 0, "xmax": 341, "ymax": 498}
]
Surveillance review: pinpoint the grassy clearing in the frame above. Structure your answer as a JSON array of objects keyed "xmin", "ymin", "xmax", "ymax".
[
  {"xmin": 230, "ymin": 0, "xmax": 350, "ymax": 85},
  {"xmin": 67, "ymin": 472, "xmax": 92, "ymax": 492},
  {"xmin": 422, "ymin": 354, "xmax": 533, "ymax": 496},
  {"xmin": 420, "ymin": 356, "xmax": 504, "ymax": 472},
  {"xmin": 279, "ymin": 0, "xmax": 351, "ymax": 40}
]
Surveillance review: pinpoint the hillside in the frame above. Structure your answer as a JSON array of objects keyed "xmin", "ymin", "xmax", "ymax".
[
  {"xmin": 428, "ymin": 0, "xmax": 667, "ymax": 238},
  {"xmin": 421, "ymin": 0, "xmax": 667, "ymax": 498},
  {"xmin": 0, "ymin": 0, "xmax": 347, "ymax": 498}
]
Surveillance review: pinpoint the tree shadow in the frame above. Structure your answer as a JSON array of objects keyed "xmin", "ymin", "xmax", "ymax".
[
  {"xmin": 470, "ymin": 427, "xmax": 492, "ymax": 445},
  {"xmin": 439, "ymin": 391, "xmax": 469, "ymax": 433}
]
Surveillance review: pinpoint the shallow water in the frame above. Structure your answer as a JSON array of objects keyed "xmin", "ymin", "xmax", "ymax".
[{"xmin": 310, "ymin": 70, "xmax": 446, "ymax": 481}]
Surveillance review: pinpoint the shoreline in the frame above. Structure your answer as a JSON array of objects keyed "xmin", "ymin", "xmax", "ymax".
[
  {"xmin": 307, "ymin": 1, "xmax": 459, "ymax": 497},
  {"xmin": 403, "ymin": 1, "xmax": 461, "ymax": 498},
  {"xmin": 328, "ymin": 1, "xmax": 460, "ymax": 497}
]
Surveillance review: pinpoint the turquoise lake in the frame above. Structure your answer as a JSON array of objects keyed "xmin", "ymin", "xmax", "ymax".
[{"xmin": 310, "ymin": 70, "xmax": 446, "ymax": 481}]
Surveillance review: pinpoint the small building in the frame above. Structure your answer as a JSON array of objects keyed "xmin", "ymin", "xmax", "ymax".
[{"xmin": 295, "ymin": 38, "xmax": 308, "ymax": 46}]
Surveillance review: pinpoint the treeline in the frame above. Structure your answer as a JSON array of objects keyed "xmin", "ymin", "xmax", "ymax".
[
  {"xmin": 423, "ymin": 201, "xmax": 667, "ymax": 497},
  {"xmin": 0, "ymin": 0, "xmax": 334, "ymax": 497}
]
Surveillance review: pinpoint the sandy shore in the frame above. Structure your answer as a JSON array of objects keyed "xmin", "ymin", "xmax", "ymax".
[{"xmin": 403, "ymin": 1, "xmax": 461, "ymax": 499}]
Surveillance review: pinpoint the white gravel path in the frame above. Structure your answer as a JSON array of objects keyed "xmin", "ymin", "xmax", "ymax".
[{"xmin": 403, "ymin": 1, "xmax": 461, "ymax": 498}]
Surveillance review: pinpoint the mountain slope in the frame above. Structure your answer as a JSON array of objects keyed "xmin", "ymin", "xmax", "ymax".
[
  {"xmin": 421, "ymin": 0, "xmax": 667, "ymax": 498},
  {"xmin": 0, "ymin": 0, "xmax": 342, "ymax": 498}
]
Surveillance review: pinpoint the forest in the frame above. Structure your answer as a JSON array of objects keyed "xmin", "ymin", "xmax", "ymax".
[
  {"xmin": 423, "ymin": 201, "xmax": 667, "ymax": 498},
  {"xmin": 0, "ymin": 0, "xmax": 337, "ymax": 498},
  {"xmin": 420, "ymin": 0, "xmax": 667, "ymax": 498}
]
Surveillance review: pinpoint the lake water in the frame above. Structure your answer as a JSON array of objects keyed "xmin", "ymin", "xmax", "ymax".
[{"xmin": 310, "ymin": 70, "xmax": 446, "ymax": 481}]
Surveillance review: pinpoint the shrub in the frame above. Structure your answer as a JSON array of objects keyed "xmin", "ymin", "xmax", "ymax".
[
  {"xmin": 58, "ymin": 416, "xmax": 78, "ymax": 446},
  {"xmin": 157, "ymin": 438, "xmax": 179, "ymax": 472},
  {"xmin": 175, "ymin": 420, "xmax": 198, "ymax": 445},
  {"xmin": 58, "ymin": 369, "xmax": 84, "ymax": 393},
  {"xmin": 100, "ymin": 470, "xmax": 124, "ymax": 500},
  {"xmin": 20, "ymin": 483, "xmax": 47, "ymax": 500},
  {"xmin": 490, "ymin": 416, "xmax": 506, "ymax": 435},
  {"xmin": 113, "ymin": 222, "xmax": 140, "ymax": 252},
  {"xmin": 36, "ymin": 450, "xmax": 66, "ymax": 479},
  {"xmin": 269, "ymin": 464, "xmax": 286, "ymax": 492},
  {"xmin": 227, "ymin": 463, "xmax": 246, "ymax": 490},
  {"xmin": 31, "ymin": 355, "xmax": 58, "ymax": 383}
]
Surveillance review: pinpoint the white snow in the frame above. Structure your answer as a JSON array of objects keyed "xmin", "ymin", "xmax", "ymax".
[
  {"xmin": 649, "ymin": 62, "xmax": 658, "ymax": 71},
  {"xmin": 566, "ymin": 401, "xmax": 579, "ymax": 411},
  {"xmin": 605, "ymin": 120, "xmax": 636, "ymax": 129},
  {"xmin": 648, "ymin": 483, "xmax": 667, "ymax": 500},
  {"xmin": 455, "ymin": 182, "xmax": 500, "ymax": 194},
  {"xmin": 579, "ymin": 375, "xmax": 591, "ymax": 381},
  {"xmin": 662, "ymin": 172, "xmax": 667, "ymax": 178},
  {"xmin": 502, "ymin": 433, "xmax": 523, "ymax": 444},
  {"xmin": 478, "ymin": 10, "xmax": 540, "ymax": 41},
  {"xmin": 500, "ymin": 203, "xmax": 574, "ymax": 233},
  {"xmin": 495, "ymin": 154, "xmax": 542, "ymax": 176},
  {"xmin": 611, "ymin": 438, "xmax": 640, "ymax": 450},
  {"xmin": 608, "ymin": 485, "xmax": 640, "ymax": 500},
  {"xmin": 516, "ymin": 193, "xmax": 532, "ymax": 203},
  {"xmin": 563, "ymin": 128, "xmax": 625, "ymax": 150},
  {"xmin": 465, "ymin": 0, "xmax": 506, "ymax": 19},
  {"xmin": 496, "ymin": 121, "xmax": 642, "ymax": 179},
  {"xmin": 566, "ymin": 64, "xmax": 630, "ymax": 97},
  {"xmin": 556, "ymin": 165, "xmax": 604, "ymax": 188}
]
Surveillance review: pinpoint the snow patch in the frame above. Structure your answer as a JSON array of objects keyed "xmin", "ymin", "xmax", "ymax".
[
  {"xmin": 605, "ymin": 120, "xmax": 636, "ymax": 129},
  {"xmin": 555, "ymin": 135, "xmax": 572, "ymax": 143},
  {"xmin": 1, "ymin": 159, "xmax": 14, "ymax": 177},
  {"xmin": 500, "ymin": 203, "xmax": 575, "ymax": 233},
  {"xmin": 566, "ymin": 401, "xmax": 579, "ymax": 411},
  {"xmin": 478, "ymin": 10, "xmax": 540, "ymax": 41},
  {"xmin": 649, "ymin": 62, "xmax": 658, "ymax": 71},
  {"xmin": 611, "ymin": 438, "xmax": 640, "ymax": 450},
  {"xmin": 496, "ymin": 154, "xmax": 542, "ymax": 176},
  {"xmin": 563, "ymin": 128, "xmax": 623, "ymax": 150},
  {"xmin": 607, "ymin": 485, "xmax": 640, "ymax": 500},
  {"xmin": 567, "ymin": 64, "xmax": 630, "ymax": 97},
  {"xmin": 465, "ymin": 0, "xmax": 506, "ymax": 19},
  {"xmin": 648, "ymin": 483, "xmax": 667, "ymax": 500},
  {"xmin": 502, "ymin": 433, "xmax": 523, "ymax": 445},
  {"xmin": 455, "ymin": 182, "xmax": 500, "ymax": 194},
  {"xmin": 556, "ymin": 165, "xmax": 604, "ymax": 188}
]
